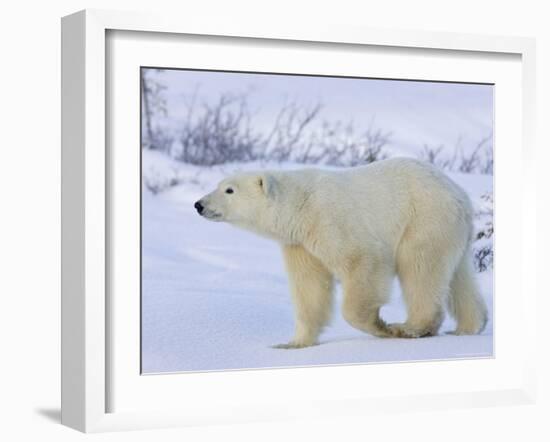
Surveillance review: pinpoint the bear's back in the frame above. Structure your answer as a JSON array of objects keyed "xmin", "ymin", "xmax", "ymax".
[{"xmin": 293, "ymin": 158, "xmax": 473, "ymax": 252}]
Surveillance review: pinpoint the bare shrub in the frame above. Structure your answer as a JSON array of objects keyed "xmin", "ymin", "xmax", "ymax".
[
  {"xmin": 473, "ymin": 192, "xmax": 494, "ymax": 272},
  {"xmin": 141, "ymin": 69, "xmax": 169, "ymax": 151},
  {"xmin": 175, "ymin": 93, "xmax": 263, "ymax": 166},
  {"xmin": 421, "ymin": 133, "xmax": 493, "ymax": 175},
  {"xmin": 260, "ymin": 102, "xmax": 323, "ymax": 163},
  {"xmin": 315, "ymin": 119, "xmax": 391, "ymax": 166},
  {"xmin": 143, "ymin": 129, "xmax": 174, "ymax": 153},
  {"xmin": 474, "ymin": 246, "xmax": 493, "ymax": 272},
  {"xmin": 262, "ymin": 110, "xmax": 391, "ymax": 166},
  {"xmin": 170, "ymin": 92, "xmax": 390, "ymax": 167},
  {"xmin": 420, "ymin": 143, "xmax": 456, "ymax": 170}
]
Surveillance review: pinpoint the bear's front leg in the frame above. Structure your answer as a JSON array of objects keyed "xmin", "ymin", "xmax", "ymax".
[{"xmin": 273, "ymin": 245, "xmax": 334, "ymax": 349}]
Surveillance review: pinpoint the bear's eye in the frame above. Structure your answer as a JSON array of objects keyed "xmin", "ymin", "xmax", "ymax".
[{"xmin": 225, "ymin": 188, "xmax": 234, "ymax": 194}]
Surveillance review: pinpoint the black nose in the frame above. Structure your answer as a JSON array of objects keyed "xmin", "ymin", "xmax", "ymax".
[{"xmin": 194, "ymin": 201, "xmax": 204, "ymax": 214}]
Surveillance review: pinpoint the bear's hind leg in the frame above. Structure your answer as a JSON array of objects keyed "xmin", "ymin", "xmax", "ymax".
[
  {"xmin": 447, "ymin": 252, "xmax": 488, "ymax": 335},
  {"xmin": 341, "ymin": 257, "xmax": 394, "ymax": 338},
  {"xmin": 274, "ymin": 244, "xmax": 334, "ymax": 349},
  {"xmin": 391, "ymin": 245, "xmax": 455, "ymax": 338}
]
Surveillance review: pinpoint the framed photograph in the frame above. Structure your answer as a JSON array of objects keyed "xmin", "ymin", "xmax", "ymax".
[{"xmin": 61, "ymin": 9, "xmax": 537, "ymax": 433}]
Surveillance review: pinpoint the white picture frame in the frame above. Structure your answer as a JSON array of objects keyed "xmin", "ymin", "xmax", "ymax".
[{"xmin": 61, "ymin": 9, "xmax": 537, "ymax": 433}]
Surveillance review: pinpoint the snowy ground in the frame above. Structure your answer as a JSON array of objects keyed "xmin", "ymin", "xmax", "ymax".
[{"xmin": 141, "ymin": 151, "xmax": 493, "ymax": 374}]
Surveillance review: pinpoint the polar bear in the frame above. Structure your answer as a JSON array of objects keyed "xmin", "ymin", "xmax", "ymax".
[{"xmin": 194, "ymin": 158, "xmax": 488, "ymax": 348}]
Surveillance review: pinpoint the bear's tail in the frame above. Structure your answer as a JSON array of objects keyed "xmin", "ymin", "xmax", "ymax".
[{"xmin": 447, "ymin": 251, "xmax": 488, "ymax": 335}]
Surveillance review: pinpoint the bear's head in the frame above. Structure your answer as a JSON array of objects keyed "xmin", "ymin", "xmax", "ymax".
[{"xmin": 194, "ymin": 172, "xmax": 279, "ymax": 233}]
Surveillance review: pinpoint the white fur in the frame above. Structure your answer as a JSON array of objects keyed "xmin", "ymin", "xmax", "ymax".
[{"xmin": 197, "ymin": 158, "xmax": 488, "ymax": 348}]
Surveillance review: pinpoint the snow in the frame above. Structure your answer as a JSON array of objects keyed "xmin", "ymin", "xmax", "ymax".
[{"xmin": 141, "ymin": 151, "xmax": 493, "ymax": 374}]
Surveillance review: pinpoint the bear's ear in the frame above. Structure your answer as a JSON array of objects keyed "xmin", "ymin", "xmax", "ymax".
[{"xmin": 258, "ymin": 174, "xmax": 277, "ymax": 198}]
